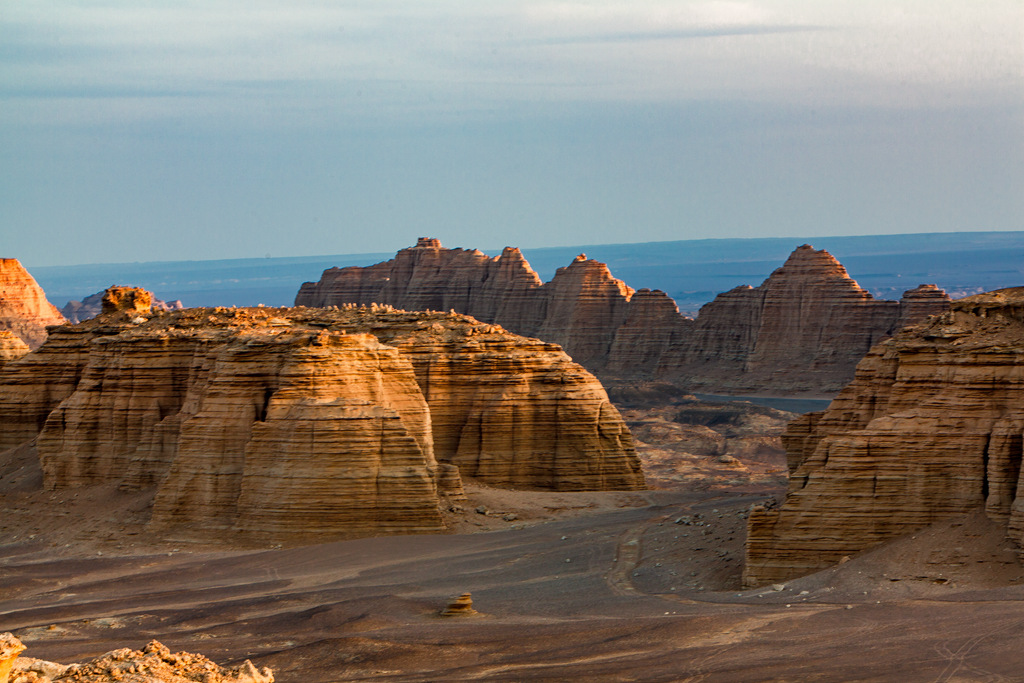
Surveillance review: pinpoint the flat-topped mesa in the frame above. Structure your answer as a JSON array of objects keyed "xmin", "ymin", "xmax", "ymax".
[
  {"xmin": 0, "ymin": 258, "xmax": 65, "ymax": 349},
  {"xmin": 297, "ymin": 241, "xmax": 950, "ymax": 395},
  {"xmin": 897, "ymin": 283, "xmax": 953, "ymax": 330},
  {"xmin": 744, "ymin": 287, "xmax": 1024, "ymax": 587},
  {"xmin": 0, "ymin": 290, "xmax": 642, "ymax": 540},
  {"xmin": 296, "ymin": 240, "xmax": 548, "ymax": 335}
]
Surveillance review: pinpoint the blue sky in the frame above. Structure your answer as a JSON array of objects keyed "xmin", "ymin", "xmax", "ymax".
[{"xmin": 3, "ymin": 1, "xmax": 1022, "ymax": 266}]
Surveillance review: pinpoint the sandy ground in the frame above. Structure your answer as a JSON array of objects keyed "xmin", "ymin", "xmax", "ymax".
[{"xmin": 4, "ymin": 475, "xmax": 1024, "ymax": 681}]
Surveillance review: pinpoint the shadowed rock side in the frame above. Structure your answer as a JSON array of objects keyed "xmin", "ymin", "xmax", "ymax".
[
  {"xmin": 0, "ymin": 259, "xmax": 65, "ymax": 350},
  {"xmin": 744, "ymin": 287, "xmax": 1024, "ymax": 587},
  {"xmin": 0, "ymin": 290, "xmax": 642, "ymax": 540},
  {"xmin": 296, "ymin": 240, "xmax": 950, "ymax": 394}
]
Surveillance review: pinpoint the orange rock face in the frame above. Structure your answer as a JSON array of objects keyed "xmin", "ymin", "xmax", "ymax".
[
  {"xmin": 744, "ymin": 288, "xmax": 1024, "ymax": 587},
  {"xmin": 296, "ymin": 241, "xmax": 949, "ymax": 395},
  {"xmin": 0, "ymin": 332, "xmax": 29, "ymax": 368},
  {"xmin": 0, "ymin": 292, "xmax": 643, "ymax": 540},
  {"xmin": 0, "ymin": 259, "xmax": 65, "ymax": 350}
]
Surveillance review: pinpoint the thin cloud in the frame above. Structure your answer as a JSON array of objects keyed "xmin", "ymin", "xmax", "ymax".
[{"xmin": 523, "ymin": 24, "xmax": 827, "ymax": 46}]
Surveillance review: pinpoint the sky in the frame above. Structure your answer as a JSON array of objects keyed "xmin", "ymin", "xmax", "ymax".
[{"xmin": 3, "ymin": 1, "xmax": 1023, "ymax": 266}]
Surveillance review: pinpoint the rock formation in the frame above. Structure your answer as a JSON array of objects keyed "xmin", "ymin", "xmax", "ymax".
[
  {"xmin": 61, "ymin": 289, "xmax": 184, "ymax": 324},
  {"xmin": 440, "ymin": 593, "xmax": 478, "ymax": 617},
  {"xmin": 0, "ymin": 289, "xmax": 642, "ymax": 540},
  {"xmin": 6, "ymin": 636, "xmax": 273, "ymax": 683},
  {"xmin": 744, "ymin": 288, "xmax": 1024, "ymax": 586},
  {"xmin": 0, "ymin": 259, "xmax": 65, "ymax": 350},
  {"xmin": 296, "ymin": 240, "xmax": 950, "ymax": 395},
  {"xmin": 657, "ymin": 245, "xmax": 951, "ymax": 393},
  {"xmin": 0, "ymin": 332, "xmax": 30, "ymax": 368},
  {"xmin": 1, "ymin": 633, "xmax": 25, "ymax": 683}
]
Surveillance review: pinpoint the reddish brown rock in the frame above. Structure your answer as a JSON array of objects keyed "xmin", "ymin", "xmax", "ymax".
[
  {"xmin": 0, "ymin": 259, "xmax": 65, "ymax": 349},
  {"xmin": 0, "ymin": 290, "xmax": 642, "ymax": 540},
  {"xmin": 896, "ymin": 283, "xmax": 952, "ymax": 330},
  {"xmin": 0, "ymin": 331, "xmax": 30, "ymax": 368},
  {"xmin": 744, "ymin": 287, "xmax": 1024, "ymax": 587},
  {"xmin": 605, "ymin": 289, "xmax": 692, "ymax": 376},
  {"xmin": 295, "ymin": 240, "xmax": 649, "ymax": 372},
  {"xmin": 661, "ymin": 245, "xmax": 919, "ymax": 393},
  {"xmin": 297, "ymin": 241, "xmax": 948, "ymax": 395}
]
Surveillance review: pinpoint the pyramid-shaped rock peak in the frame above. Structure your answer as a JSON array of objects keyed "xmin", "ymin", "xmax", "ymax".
[
  {"xmin": 297, "ymin": 241, "xmax": 952, "ymax": 395},
  {"xmin": 0, "ymin": 258, "xmax": 65, "ymax": 349}
]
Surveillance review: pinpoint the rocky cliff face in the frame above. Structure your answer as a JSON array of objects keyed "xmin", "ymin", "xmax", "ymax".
[
  {"xmin": 0, "ymin": 290, "xmax": 642, "ymax": 540},
  {"xmin": 0, "ymin": 259, "xmax": 65, "ymax": 350},
  {"xmin": 297, "ymin": 240, "xmax": 950, "ymax": 395},
  {"xmin": 0, "ymin": 332, "xmax": 30, "ymax": 368},
  {"xmin": 744, "ymin": 288, "xmax": 1024, "ymax": 587},
  {"xmin": 659, "ymin": 245, "xmax": 930, "ymax": 393}
]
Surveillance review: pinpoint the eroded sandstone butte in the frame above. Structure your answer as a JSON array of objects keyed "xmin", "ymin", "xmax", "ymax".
[
  {"xmin": 0, "ymin": 259, "xmax": 65, "ymax": 350},
  {"xmin": 744, "ymin": 288, "xmax": 1024, "ymax": 587},
  {"xmin": 0, "ymin": 291, "xmax": 642, "ymax": 540},
  {"xmin": 296, "ymin": 239, "xmax": 950, "ymax": 394}
]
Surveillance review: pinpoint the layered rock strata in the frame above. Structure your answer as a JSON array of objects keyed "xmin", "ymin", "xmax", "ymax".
[
  {"xmin": 0, "ymin": 332, "xmax": 30, "ymax": 368},
  {"xmin": 744, "ymin": 288, "xmax": 1024, "ymax": 586},
  {"xmin": 0, "ymin": 259, "xmax": 65, "ymax": 349},
  {"xmin": 296, "ymin": 240, "xmax": 950, "ymax": 394},
  {"xmin": 0, "ymin": 290, "xmax": 642, "ymax": 539}
]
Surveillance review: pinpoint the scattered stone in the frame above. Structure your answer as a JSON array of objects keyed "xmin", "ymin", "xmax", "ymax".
[{"xmin": 440, "ymin": 593, "xmax": 477, "ymax": 617}]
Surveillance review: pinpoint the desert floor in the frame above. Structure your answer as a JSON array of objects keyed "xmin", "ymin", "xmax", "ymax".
[{"xmin": 4, "ymin": 472, "xmax": 1024, "ymax": 682}]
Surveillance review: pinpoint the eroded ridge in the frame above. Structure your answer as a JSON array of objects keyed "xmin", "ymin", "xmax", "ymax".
[{"xmin": 746, "ymin": 287, "xmax": 1024, "ymax": 586}]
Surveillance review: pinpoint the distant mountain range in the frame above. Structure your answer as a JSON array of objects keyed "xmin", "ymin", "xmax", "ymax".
[{"xmin": 28, "ymin": 231, "xmax": 1024, "ymax": 314}]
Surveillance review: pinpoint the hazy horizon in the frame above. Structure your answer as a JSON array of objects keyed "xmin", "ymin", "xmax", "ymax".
[{"xmin": 4, "ymin": 1, "xmax": 1022, "ymax": 267}]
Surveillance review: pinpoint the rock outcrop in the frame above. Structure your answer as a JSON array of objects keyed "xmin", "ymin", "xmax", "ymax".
[
  {"xmin": 7, "ymin": 637, "xmax": 273, "ymax": 683},
  {"xmin": 0, "ymin": 289, "xmax": 642, "ymax": 540},
  {"xmin": 744, "ymin": 288, "xmax": 1024, "ymax": 586},
  {"xmin": 61, "ymin": 289, "xmax": 184, "ymax": 324},
  {"xmin": 1, "ymin": 633, "xmax": 25, "ymax": 683},
  {"xmin": 0, "ymin": 332, "xmax": 30, "ymax": 368},
  {"xmin": 296, "ymin": 240, "xmax": 950, "ymax": 395},
  {"xmin": 0, "ymin": 259, "xmax": 65, "ymax": 350}
]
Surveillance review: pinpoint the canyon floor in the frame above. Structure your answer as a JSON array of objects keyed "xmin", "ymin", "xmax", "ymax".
[{"xmin": 4, "ymin": 398, "xmax": 1024, "ymax": 681}]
